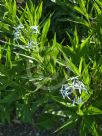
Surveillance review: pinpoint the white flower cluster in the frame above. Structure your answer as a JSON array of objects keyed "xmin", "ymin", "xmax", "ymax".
[
  {"xmin": 14, "ymin": 24, "xmax": 24, "ymax": 41},
  {"xmin": 14, "ymin": 24, "xmax": 39, "ymax": 40},
  {"xmin": 13, "ymin": 24, "xmax": 39, "ymax": 49},
  {"xmin": 26, "ymin": 25, "xmax": 39, "ymax": 48},
  {"xmin": 60, "ymin": 76, "xmax": 87, "ymax": 105}
]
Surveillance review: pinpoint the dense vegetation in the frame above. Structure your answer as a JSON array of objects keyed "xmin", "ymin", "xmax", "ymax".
[{"xmin": 0, "ymin": 0, "xmax": 102, "ymax": 135}]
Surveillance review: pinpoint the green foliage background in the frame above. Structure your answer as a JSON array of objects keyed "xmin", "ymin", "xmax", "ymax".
[{"xmin": 0, "ymin": 0, "xmax": 102, "ymax": 135}]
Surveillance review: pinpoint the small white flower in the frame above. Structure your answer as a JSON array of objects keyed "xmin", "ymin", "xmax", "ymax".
[
  {"xmin": 30, "ymin": 25, "xmax": 39, "ymax": 34},
  {"xmin": 72, "ymin": 97, "xmax": 83, "ymax": 106},
  {"xmin": 26, "ymin": 41, "xmax": 33, "ymax": 48},
  {"xmin": 26, "ymin": 41, "xmax": 38, "ymax": 48},
  {"xmin": 72, "ymin": 98, "xmax": 76, "ymax": 106},
  {"xmin": 76, "ymin": 96, "xmax": 83, "ymax": 104},
  {"xmin": 52, "ymin": 111, "xmax": 55, "ymax": 114},
  {"xmin": 60, "ymin": 84, "xmax": 72, "ymax": 99},
  {"xmin": 28, "ymin": 59, "xmax": 33, "ymax": 63},
  {"xmin": 60, "ymin": 76, "xmax": 87, "ymax": 105},
  {"xmin": 14, "ymin": 24, "xmax": 24, "ymax": 31},
  {"xmin": 14, "ymin": 31, "xmax": 21, "ymax": 40}
]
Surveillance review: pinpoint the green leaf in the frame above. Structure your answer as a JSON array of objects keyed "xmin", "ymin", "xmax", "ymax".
[
  {"xmin": 56, "ymin": 57, "xmax": 79, "ymax": 75},
  {"xmin": 80, "ymin": 117, "xmax": 100, "ymax": 136},
  {"xmin": 66, "ymin": 32, "xmax": 74, "ymax": 48},
  {"xmin": 61, "ymin": 44, "xmax": 75, "ymax": 58},
  {"xmin": 84, "ymin": 106, "xmax": 102, "ymax": 115},
  {"xmin": 54, "ymin": 115, "xmax": 78, "ymax": 133},
  {"xmin": 82, "ymin": 61, "xmax": 90, "ymax": 85},
  {"xmin": 79, "ymin": 36, "xmax": 91, "ymax": 56},
  {"xmin": 92, "ymin": 92, "xmax": 102, "ymax": 108},
  {"xmin": 79, "ymin": 57, "xmax": 83, "ymax": 75},
  {"xmin": 0, "ymin": 90, "xmax": 18, "ymax": 104},
  {"xmin": 6, "ymin": 45, "xmax": 12, "ymax": 69},
  {"xmin": 49, "ymin": 95, "xmax": 73, "ymax": 108},
  {"xmin": 93, "ymin": 1, "xmax": 101, "ymax": 14},
  {"xmin": 37, "ymin": 114, "xmax": 57, "ymax": 130},
  {"xmin": 76, "ymin": 108, "xmax": 84, "ymax": 116},
  {"xmin": 25, "ymin": 2, "xmax": 35, "ymax": 25},
  {"xmin": 73, "ymin": 27, "xmax": 79, "ymax": 50},
  {"xmin": 74, "ymin": 6, "xmax": 85, "ymax": 17},
  {"xmin": 0, "ymin": 45, "xmax": 2, "ymax": 61},
  {"xmin": 41, "ymin": 16, "xmax": 51, "ymax": 45},
  {"xmin": 91, "ymin": 121, "xmax": 100, "ymax": 136},
  {"xmin": 12, "ymin": 0, "xmax": 16, "ymax": 18},
  {"xmin": 80, "ymin": 118, "xmax": 89, "ymax": 136},
  {"xmin": 35, "ymin": 2, "xmax": 42, "ymax": 24}
]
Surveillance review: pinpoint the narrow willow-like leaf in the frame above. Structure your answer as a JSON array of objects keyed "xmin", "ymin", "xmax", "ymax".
[
  {"xmin": 0, "ymin": 45, "xmax": 2, "ymax": 61},
  {"xmin": 54, "ymin": 115, "xmax": 78, "ymax": 133},
  {"xmin": 49, "ymin": 95, "xmax": 73, "ymax": 108},
  {"xmin": 82, "ymin": 62, "xmax": 90, "ymax": 85},
  {"xmin": 13, "ymin": 0, "xmax": 16, "ymax": 19},
  {"xmin": 6, "ymin": 45, "xmax": 12, "ymax": 68},
  {"xmin": 80, "ymin": 36, "xmax": 91, "ymax": 54},
  {"xmin": 35, "ymin": 2, "xmax": 42, "ymax": 24},
  {"xmin": 56, "ymin": 58, "xmax": 79, "ymax": 75},
  {"xmin": 41, "ymin": 16, "xmax": 51, "ymax": 45},
  {"xmin": 79, "ymin": 57, "xmax": 83, "ymax": 75},
  {"xmin": 81, "ymin": 117, "xmax": 100, "ymax": 136},
  {"xmin": 84, "ymin": 106, "xmax": 102, "ymax": 115}
]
